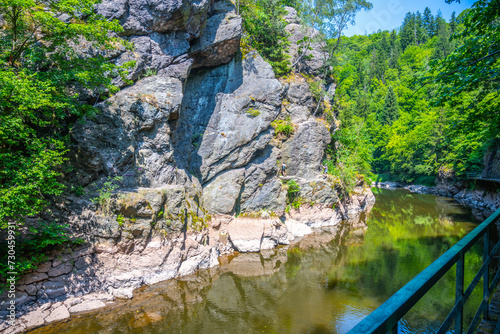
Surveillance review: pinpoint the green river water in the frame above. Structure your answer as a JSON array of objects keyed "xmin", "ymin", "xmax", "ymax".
[{"xmin": 30, "ymin": 188, "xmax": 484, "ymax": 334}]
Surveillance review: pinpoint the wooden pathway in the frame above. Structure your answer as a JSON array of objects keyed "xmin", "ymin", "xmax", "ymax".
[{"xmin": 477, "ymin": 288, "xmax": 500, "ymax": 334}]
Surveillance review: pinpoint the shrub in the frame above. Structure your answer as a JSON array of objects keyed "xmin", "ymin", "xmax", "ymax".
[
  {"xmin": 92, "ymin": 176, "xmax": 123, "ymax": 216},
  {"xmin": 272, "ymin": 117, "xmax": 295, "ymax": 138},
  {"xmin": 117, "ymin": 214, "xmax": 124, "ymax": 227},
  {"xmin": 141, "ymin": 68, "xmax": 157, "ymax": 78},
  {"xmin": 292, "ymin": 198, "xmax": 302, "ymax": 209},
  {"xmin": 246, "ymin": 108, "xmax": 261, "ymax": 117},
  {"xmin": 71, "ymin": 185, "xmax": 86, "ymax": 197},
  {"xmin": 0, "ymin": 222, "xmax": 83, "ymax": 289},
  {"xmin": 239, "ymin": 0, "xmax": 291, "ymax": 76},
  {"xmin": 286, "ymin": 179, "xmax": 300, "ymax": 204}
]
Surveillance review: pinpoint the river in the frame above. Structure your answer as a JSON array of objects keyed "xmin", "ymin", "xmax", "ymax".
[{"xmin": 30, "ymin": 188, "xmax": 483, "ymax": 334}]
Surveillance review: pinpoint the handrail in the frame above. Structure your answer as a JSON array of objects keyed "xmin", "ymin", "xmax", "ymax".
[
  {"xmin": 467, "ymin": 171, "xmax": 481, "ymax": 179},
  {"xmin": 348, "ymin": 207, "xmax": 500, "ymax": 334}
]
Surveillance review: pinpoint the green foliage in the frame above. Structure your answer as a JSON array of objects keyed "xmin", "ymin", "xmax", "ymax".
[
  {"xmin": 272, "ymin": 117, "xmax": 295, "ymax": 138},
  {"xmin": 307, "ymin": 78, "xmax": 324, "ymax": 103},
  {"xmin": 331, "ymin": 3, "xmax": 497, "ymax": 183},
  {"xmin": 141, "ymin": 68, "xmax": 157, "ymax": 78},
  {"xmin": 117, "ymin": 214, "xmax": 125, "ymax": 227},
  {"xmin": 71, "ymin": 185, "xmax": 86, "ymax": 197},
  {"xmin": 292, "ymin": 0, "xmax": 372, "ymax": 77},
  {"xmin": 92, "ymin": 177, "xmax": 123, "ymax": 215},
  {"xmin": 246, "ymin": 108, "xmax": 261, "ymax": 117},
  {"xmin": 380, "ymin": 86, "xmax": 399, "ymax": 125},
  {"xmin": 325, "ymin": 117, "xmax": 372, "ymax": 193},
  {"xmin": 239, "ymin": 0, "xmax": 291, "ymax": 76},
  {"xmin": 0, "ymin": 0, "xmax": 131, "ymax": 229},
  {"xmin": 292, "ymin": 197, "xmax": 303, "ymax": 209},
  {"xmin": 0, "ymin": 222, "xmax": 83, "ymax": 285},
  {"xmin": 430, "ymin": 0, "xmax": 500, "ymax": 141},
  {"xmin": 285, "ymin": 179, "xmax": 301, "ymax": 204}
]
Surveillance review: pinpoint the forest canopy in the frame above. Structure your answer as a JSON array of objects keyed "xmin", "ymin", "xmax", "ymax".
[{"xmin": 332, "ymin": 0, "xmax": 499, "ymax": 185}]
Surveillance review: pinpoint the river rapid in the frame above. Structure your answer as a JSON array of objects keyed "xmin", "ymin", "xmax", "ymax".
[{"xmin": 29, "ymin": 188, "xmax": 483, "ymax": 334}]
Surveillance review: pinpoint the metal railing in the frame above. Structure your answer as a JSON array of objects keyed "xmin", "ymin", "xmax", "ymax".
[
  {"xmin": 347, "ymin": 207, "xmax": 500, "ymax": 334},
  {"xmin": 466, "ymin": 171, "xmax": 481, "ymax": 179}
]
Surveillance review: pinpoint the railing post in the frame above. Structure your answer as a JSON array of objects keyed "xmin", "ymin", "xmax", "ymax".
[
  {"xmin": 456, "ymin": 252, "xmax": 464, "ymax": 334},
  {"xmin": 391, "ymin": 321, "xmax": 398, "ymax": 334},
  {"xmin": 484, "ymin": 229, "xmax": 490, "ymax": 320}
]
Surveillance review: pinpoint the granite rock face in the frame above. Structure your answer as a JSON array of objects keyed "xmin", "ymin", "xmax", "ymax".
[
  {"xmin": 96, "ymin": 0, "xmax": 241, "ymax": 84},
  {"xmin": 189, "ymin": 1, "xmax": 243, "ymax": 68},
  {"xmin": 71, "ymin": 0, "xmax": 335, "ymax": 216},
  {"xmin": 174, "ymin": 51, "xmax": 283, "ymax": 184},
  {"xmin": 72, "ymin": 76, "xmax": 184, "ymax": 188}
]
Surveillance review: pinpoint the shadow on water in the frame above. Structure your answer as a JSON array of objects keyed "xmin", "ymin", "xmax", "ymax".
[{"xmin": 29, "ymin": 189, "xmax": 483, "ymax": 334}]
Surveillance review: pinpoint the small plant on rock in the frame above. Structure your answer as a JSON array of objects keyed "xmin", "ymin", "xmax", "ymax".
[
  {"xmin": 117, "ymin": 214, "xmax": 124, "ymax": 227},
  {"xmin": 71, "ymin": 184, "xmax": 85, "ymax": 197},
  {"xmin": 246, "ymin": 108, "xmax": 261, "ymax": 117},
  {"xmin": 286, "ymin": 179, "xmax": 300, "ymax": 204},
  {"xmin": 92, "ymin": 176, "xmax": 123, "ymax": 216},
  {"xmin": 141, "ymin": 68, "xmax": 157, "ymax": 78},
  {"xmin": 272, "ymin": 117, "xmax": 295, "ymax": 139}
]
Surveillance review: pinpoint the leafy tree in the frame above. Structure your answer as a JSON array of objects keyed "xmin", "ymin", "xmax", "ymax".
[
  {"xmin": 379, "ymin": 32, "xmax": 390, "ymax": 56},
  {"xmin": 431, "ymin": 19, "xmax": 452, "ymax": 60},
  {"xmin": 388, "ymin": 30, "xmax": 400, "ymax": 69},
  {"xmin": 449, "ymin": 11, "xmax": 458, "ymax": 35},
  {"xmin": 373, "ymin": 48, "xmax": 387, "ymax": 82},
  {"xmin": 431, "ymin": 0, "xmax": 500, "ymax": 140},
  {"xmin": 0, "ymin": 0, "xmax": 131, "ymax": 284},
  {"xmin": 0, "ymin": 1, "xmax": 129, "ymax": 227},
  {"xmin": 240, "ymin": 0, "xmax": 291, "ymax": 75},
  {"xmin": 415, "ymin": 11, "xmax": 428, "ymax": 45},
  {"xmin": 297, "ymin": 0, "xmax": 373, "ymax": 71}
]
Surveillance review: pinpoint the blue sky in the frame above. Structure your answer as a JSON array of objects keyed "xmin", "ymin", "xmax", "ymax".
[{"xmin": 344, "ymin": 0, "xmax": 476, "ymax": 36}]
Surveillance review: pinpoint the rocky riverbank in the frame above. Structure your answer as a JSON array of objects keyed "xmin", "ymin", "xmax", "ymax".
[
  {"xmin": 0, "ymin": 186, "xmax": 375, "ymax": 334},
  {"xmin": 372, "ymin": 181, "xmax": 500, "ymax": 218}
]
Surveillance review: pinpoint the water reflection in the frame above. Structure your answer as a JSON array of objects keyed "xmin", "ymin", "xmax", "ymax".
[{"xmin": 30, "ymin": 189, "xmax": 481, "ymax": 334}]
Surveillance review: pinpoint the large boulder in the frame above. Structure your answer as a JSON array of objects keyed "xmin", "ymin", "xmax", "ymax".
[
  {"xmin": 189, "ymin": 1, "xmax": 242, "ymax": 68},
  {"xmin": 202, "ymin": 169, "xmax": 245, "ymax": 215},
  {"xmin": 226, "ymin": 219, "xmax": 288, "ymax": 252},
  {"xmin": 281, "ymin": 120, "xmax": 331, "ymax": 180}
]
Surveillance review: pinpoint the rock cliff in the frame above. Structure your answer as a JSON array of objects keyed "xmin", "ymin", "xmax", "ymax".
[{"xmin": 0, "ymin": 2, "xmax": 375, "ymax": 332}]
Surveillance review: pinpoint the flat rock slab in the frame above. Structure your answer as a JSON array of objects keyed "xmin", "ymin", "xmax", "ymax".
[
  {"xmin": 227, "ymin": 219, "xmax": 264, "ymax": 252},
  {"xmin": 48, "ymin": 262, "xmax": 73, "ymax": 277},
  {"xmin": 285, "ymin": 221, "xmax": 313, "ymax": 238},
  {"xmin": 18, "ymin": 272, "xmax": 48, "ymax": 285},
  {"xmin": 68, "ymin": 300, "xmax": 106, "ymax": 314},
  {"xmin": 44, "ymin": 305, "xmax": 70, "ymax": 323},
  {"xmin": 22, "ymin": 308, "xmax": 49, "ymax": 329}
]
